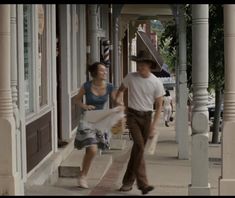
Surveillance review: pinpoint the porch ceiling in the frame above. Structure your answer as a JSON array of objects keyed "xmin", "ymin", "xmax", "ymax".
[
  {"xmin": 119, "ymin": 4, "xmax": 174, "ymax": 40},
  {"xmin": 121, "ymin": 4, "xmax": 173, "ymax": 17}
]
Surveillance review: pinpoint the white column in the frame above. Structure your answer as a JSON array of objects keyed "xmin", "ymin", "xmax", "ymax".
[
  {"xmin": 59, "ymin": 5, "xmax": 71, "ymax": 140},
  {"xmin": 109, "ymin": 15, "xmax": 126, "ymax": 150},
  {"xmin": 219, "ymin": 4, "xmax": 235, "ymax": 195},
  {"xmin": 174, "ymin": 5, "xmax": 180, "ymax": 144},
  {"xmin": 188, "ymin": 4, "xmax": 210, "ymax": 195},
  {"xmin": 177, "ymin": 5, "xmax": 189, "ymax": 159},
  {"xmin": 77, "ymin": 4, "xmax": 87, "ymax": 85},
  {"xmin": 113, "ymin": 16, "xmax": 119, "ymax": 88},
  {"xmin": 71, "ymin": 5, "xmax": 78, "ymax": 91},
  {"xmin": 0, "ymin": 5, "xmax": 22, "ymax": 195},
  {"xmin": 50, "ymin": 5, "xmax": 58, "ymax": 152},
  {"xmin": 88, "ymin": 4, "xmax": 99, "ymax": 64},
  {"xmin": 10, "ymin": 4, "xmax": 24, "ymax": 194},
  {"xmin": 16, "ymin": 4, "xmax": 27, "ymax": 183},
  {"xmin": 118, "ymin": 39, "xmax": 122, "ymax": 84}
]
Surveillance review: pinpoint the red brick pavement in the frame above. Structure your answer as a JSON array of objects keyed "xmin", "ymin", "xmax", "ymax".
[{"xmin": 89, "ymin": 148, "xmax": 131, "ymax": 195}]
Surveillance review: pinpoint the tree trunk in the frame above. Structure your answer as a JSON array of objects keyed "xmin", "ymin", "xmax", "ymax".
[{"xmin": 211, "ymin": 88, "xmax": 222, "ymax": 143}]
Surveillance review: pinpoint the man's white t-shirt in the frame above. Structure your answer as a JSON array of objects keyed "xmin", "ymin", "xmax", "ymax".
[{"xmin": 123, "ymin": 72, "xmax": 165, "ymax": 111}]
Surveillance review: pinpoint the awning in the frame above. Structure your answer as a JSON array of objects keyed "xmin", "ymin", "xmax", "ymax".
[
  {"xmin": 152, "ymin": 63, "xmax": 170, "ymax": 77},
  {"xmin": 134, "ymin": 30, "xmax": 164, "ymax": 72}
]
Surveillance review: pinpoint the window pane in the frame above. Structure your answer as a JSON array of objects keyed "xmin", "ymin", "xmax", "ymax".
[
  {"xmin": 38, "ymin": 4, "xmax": 48, "ymax": 107},
  {"xmin": 23, "ymin": 5, "xmax": 34, "ymax": 114}
]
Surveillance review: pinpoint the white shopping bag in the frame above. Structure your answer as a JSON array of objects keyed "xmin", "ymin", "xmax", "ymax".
[{"xmin": 144, "ymin": 133, "xmax": 159, "ymax": 155}]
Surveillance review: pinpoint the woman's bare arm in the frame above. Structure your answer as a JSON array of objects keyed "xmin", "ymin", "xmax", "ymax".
[
  {"xmin": 76, "ymin": 87, "xmax": 95, "ymax": 110},
  {"xmin": 114, "ymin": 83, "xmax": 126, "ymax": 106}
]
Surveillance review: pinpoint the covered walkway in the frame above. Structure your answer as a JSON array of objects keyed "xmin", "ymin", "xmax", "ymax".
[{"xmin": 25, "ymin": 112, "xmax": 221, "ymax": 196}]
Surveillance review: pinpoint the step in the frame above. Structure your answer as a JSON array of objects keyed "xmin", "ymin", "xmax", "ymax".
[
  {"xmin": 58, "ymin": 149, "xmax": 84, "ymax": 178},
  {"xmin": 25, "ymin": 184, "xmax": 82, "ymax": 196},
  {"xmin": 25, "ymin": 137, "xmax": 75, "ymax": 186},
  {"xmin": 58, "ymin": 149, "xmax": 113, "ymax": 181}
]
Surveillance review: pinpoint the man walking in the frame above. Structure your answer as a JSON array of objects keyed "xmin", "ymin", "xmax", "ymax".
[{"xmin": 115, "ymin": 48, "xmax": 165, "ymax": 195}]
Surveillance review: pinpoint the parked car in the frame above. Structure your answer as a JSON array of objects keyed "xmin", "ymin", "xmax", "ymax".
[{"xmin": 208, "ymin": 103, "xmax": 223, "ymax": 120}]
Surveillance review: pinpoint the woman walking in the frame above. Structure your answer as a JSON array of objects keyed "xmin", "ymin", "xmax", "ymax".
[
  {"xmin": 74, "ymin": 62, "xmax": 118, "ymax": 189},
  {"xmin": 163, "ymin": 90, "xmax": 173, "ymax": 127}
]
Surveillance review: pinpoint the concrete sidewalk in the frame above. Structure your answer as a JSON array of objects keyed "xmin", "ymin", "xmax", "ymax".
[
  {"xmin": 89, "ymin": 119, "xmax": 221, "ymax": 196},
  {"xmin": 25, "ymin": 114, "xmax": 221, "ymax": 196}
]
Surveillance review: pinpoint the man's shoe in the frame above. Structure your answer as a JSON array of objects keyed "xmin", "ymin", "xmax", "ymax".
[
  {"xmin": 139, "ymin": 185, "xmax": 154, "ymax": 195},
  {"xmin": 119, "ymin": 185, "xmax": 133, "ymax": 192},
  {"xmin": 165, "ymin": 121, "xmax": 169, "ymax": 127}
]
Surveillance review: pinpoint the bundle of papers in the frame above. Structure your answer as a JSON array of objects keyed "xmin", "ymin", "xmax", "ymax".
[
  {"xmin": 144, "ymin": 132, "xmax": 159, "ymax": 155},
  {"xmin": 83, "ymin": 106, "xmax": 126, "ymax": 131}
]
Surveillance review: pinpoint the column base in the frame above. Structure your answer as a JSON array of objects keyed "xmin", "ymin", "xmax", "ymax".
[
  {"xmin": 219, "ymin": 178, "xmax": 235, "ymax": 195},
  {"xmin": 0, "ymin": 174, "xmax": 24, "ymax": 195},
  {"xmin": 188, "ymin": 183, "xmax": 211, "ymax": 195}
]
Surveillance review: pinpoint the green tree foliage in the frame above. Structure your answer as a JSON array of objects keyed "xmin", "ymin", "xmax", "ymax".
[
  {"xmin": 160, "ymin": 4, "xmax": 224, "ymax": 143},
  {"xmin": 208, "ymin": 4, "xmax": 224, "ymax": 143},
  {"xmin": 185, "ymin": 4, "xmax": 192, "ymax": 88},
  {"xmin": 209, "ymin": 4, "xmax": 224, "ymax": 91},
  {"xmin": 160, "ymin": 4, "xmax": 224, "ymax": 90},
  {"xmin": 159, "ymin": 5, "xmax": 192, "ymax": 83},
  {"xmin": 151, "ymin": 20, "xmax": 176, "ymax": 72},
  {"xmin": 159, "ymin": 20, "xmax": 177, "ymax": 73}
]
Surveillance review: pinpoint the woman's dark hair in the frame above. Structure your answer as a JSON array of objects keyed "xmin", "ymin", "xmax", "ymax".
[
  {"xmin": 88, "ymin": 62, "xmax": 106, "ymax": 78},
  {"xmin": 165, "ymin": 90, "xmax": 170, "ymax": 96}
]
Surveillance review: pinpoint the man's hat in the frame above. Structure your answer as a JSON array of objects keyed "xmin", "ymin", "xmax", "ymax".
[{"xmin": 131, "ymin": 30, "xmax": 164, "ymax": 72}]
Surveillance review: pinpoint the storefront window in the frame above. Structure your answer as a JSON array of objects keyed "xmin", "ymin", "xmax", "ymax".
[
  {"xmin": 71, "ymin": 5, "xmax": 79, "ymax": 92},
  {"xmin": 24, "ymin": 5, "xmax": 49, "ymax": 116},
  {"xmin": 23, "ymin": 5, "xmax": 34, "ymax": 114},
  {"xmin": 38, "ymin": 4, "xmax": 48, "ymax": 107}
]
